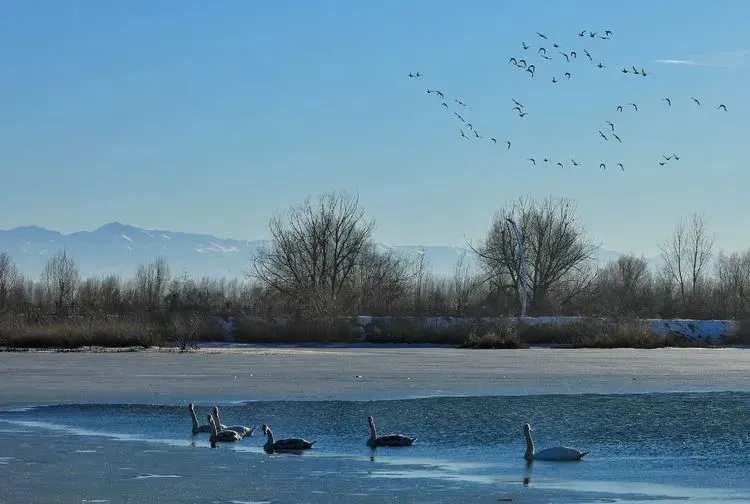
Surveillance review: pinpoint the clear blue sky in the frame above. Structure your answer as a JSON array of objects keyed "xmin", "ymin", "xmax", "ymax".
[{"xmin": 0, "ymin": 0, "xmax": 747, "ymax": 255}]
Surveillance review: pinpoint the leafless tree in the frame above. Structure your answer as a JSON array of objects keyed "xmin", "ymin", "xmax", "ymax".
[
  {"xmin": 659, "ymin": 212, "xmax": 715, "ymax": 310},
  {"xmin": 134, "ymin": 257, "xmax": 171, "ymax": 310},
  {"xmin": 595, "ymin": 255, "xmax": 653, "ymax": 316},
  {"xmin": 452, "ymin": 252, "xmax": 476, "ymax": 316},
  {"xmin": 251, "ymin": 190, "xmax": 374, "ymax": 317},
  {"xmin": 352, "ymin": 245, "xmax": 413, "ymax": 315},
  {"xmin": 471, "ymin": 196, "xmax": 597, "ymax": 314},
  {"xmin": 0, "ymin": 252, "xmax": 19, "ymax": 311},
  {"xmin": 713, "ymin": 249, "xmax": 750, "ymax": 318},
  {"xmin": 412, "ymin": 249, "xmax": 430, "ymax": 313},
  {"xmin": 40, "ymin": 250, "xmax": 79, "ymax": 314}
]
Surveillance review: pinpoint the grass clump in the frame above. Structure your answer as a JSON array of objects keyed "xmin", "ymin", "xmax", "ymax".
[{"xmin": 461, "ymin": 320, "xmax": 523, "ymax": 349}]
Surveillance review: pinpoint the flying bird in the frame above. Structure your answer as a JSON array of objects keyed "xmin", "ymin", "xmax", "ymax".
[
  {"xmin": 474, "ymin": 130, "xmax": 481, "ymax": 138},
  {"xmin": 617, "ymin": 163, "xmax": 624, "ymax": 171},
  {"xmin": 556, "ymin": 162, "xmax": 564, "ymax": 168},
  {"xmin": 435, "ymin": 91, "xmax": 444, "ymax": 99},
  {"xmin": 560, "ymin": 52, "xmax": 570, "ymax": 62},
  {"xmin": 628, "ymin": 103, "xmax": 638, "ymax": 111},
  {"xmin": 506, "ymin": 141, "xmax": 511, "ymax": 150},
  {"xmin": 518, "ymin": 111, "xmax": 528, "ymax": 117},
  {"xmin": 640, "ymin": 68, "xmax": 647, "ymax": 76},
  {"xmin": 659, "ymin": 161, "xmax": 667, "ymax": 166},
  {"xmin": 552, "ymin": 43, "xmax": 559, "ymax": 48},
  {"xmin": 454, "ymin": 112, "xmax": 465, "ymax": 122},
  {"xmin": 552, "ymin": 76, "xmax": 558, "ymax": 83},
  {"xmin": 522, "ymin": 42, "xmax": 530, "ymax": 50},
  {"xmin": 541, "ymin": 54, "xmax": 551, "ymax": 60},
  {"xmin": 571, "ymin": 159, "xmax": 579, "ymax": 166},
  {"xmin": 599, "ymin": 163, "xmax": 606, "ymax": 170},
  {"xmin": 512, "ymin": 106, "xmax": 523, "ymax": 113},
  {"xmin": 526, "ymin": 66, "xmax": 535, "ymax": 77},
  {"xmin": 509, "ymin": 57, "xmax": 518, "ymax": 65},
  {"xmin": 460, "ymin": 129, "xmax": 468, "ymax": 139},
  {"xmin": 718, "ymin": 104, "xmax": 727, "ymax": 111},
  {"xmin": 691, "ymin": 97, "xmax": 701, "ymax": 106},
  {"xmin": 617, "ymin": 105, "xmax": 623, "ymax": 112},
  {"xmin": 466, "ymin": 123, "xmax": 473, "ymax": 130},
  {"xmin": 570, "ymin": 51, "xmax": 577, "ymax": 59},
  {"xmin": 565, "ymin": 72, "xmax": 571, "ymax": 79},
  {"xmin": 528, "ymin": 158, "xmax": 536, "ymax": 165},
  {"xmin": 578, "ymin": 30, "xmax": 586, "ymax": 37},
  {"xmin": 490, "ymin": 137, "xmax": 497, "ymax": 144},
  {"xmin": 613, "ymin": 133, "xmax": 622, "ymax": 143},
  {"xmin": 621, "ymin": 68, "xmax": 629, "ymax": 74},
  {"xmin": 543, "ymin": 158, "xmax": 549, "ymax": 163},
  {"xmin": 589, "ymin": 32, "xmax": 597, "ymax": 38},
  {"xmin": 606, "ymin": 121, "xmax": 614, "ymax": 131},
  {"xmin": 584, "ymin": 49, "xmax": 592, "ymax": 61},
  {"xmin": 454, "ymin": 99, "xmax": 466, "ymax": 106},
  {"xmin": 599, "ymin": 130, "xmax": 608, "ymax": 141},
  {"xmin": 537, "ymin": 32, "xmax": 548, "ymax": 39},
  {"xmin": 605, "ymin": 30, "xmax": 613, "ymax": 37},
  {"xmin": 662, "ymin": 97, "xmax": 671, "ymax": 106},
  {"xmin": 441, "ymin": 102, "xmax": 448, "ymax": 108},
  {"xmin": 538, "ymin": 47, "xmax": 546, "ymax": 54},
  {"xmin": 597, "ymin": 62, "xmax": 606, "ymax": 69},
  {"xmin": 517, "ymin": 59, "xmax": 527, "ymax": 67},
  {"xmin": 512, "ymin": 99, "xmax": 524, "ymax": 108},
  {"xmin": 672, "ymin": 153, "xmax": 680, "ymax": 160},
  {"xmin": 663, "ymin": 155, "xmax": 673, "ymax": 161}
]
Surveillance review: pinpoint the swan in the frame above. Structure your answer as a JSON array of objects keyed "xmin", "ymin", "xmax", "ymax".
[
  {"xmin": 188, "ymin": 403, "xmax": 212, "ymax": 434},
  {"xmin": 366, "ymin": 416, "xmax": 416, "ymax": 448},
  {"xmin": 261, "ymin": 424, "xmax": 316, "ymax": 453},
  {"xmin": 208, "ymin": 415, "xmax": 242, "ymax": 444},
  {"xmin": 211, "ymin": 406, "xmax": 255, "ymax": 438},
  {"xmin": 523, "ymin": 423, "xmax": 589, "ymax": 461}
]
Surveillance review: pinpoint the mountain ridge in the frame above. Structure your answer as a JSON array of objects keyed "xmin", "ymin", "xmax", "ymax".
[{"xmin": 0, "ymin": 222, "xmax": 661, "ymax": 280}]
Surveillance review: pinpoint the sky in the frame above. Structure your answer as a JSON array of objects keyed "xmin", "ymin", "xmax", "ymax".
[{"xmin": 0, "ymin": 0, "xmax": 747, "ymax": 256}]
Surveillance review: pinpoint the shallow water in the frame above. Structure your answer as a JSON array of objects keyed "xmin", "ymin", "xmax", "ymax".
[{"xmin": 1, "ymin": 392, "xmax": 749, "ymax": 503}]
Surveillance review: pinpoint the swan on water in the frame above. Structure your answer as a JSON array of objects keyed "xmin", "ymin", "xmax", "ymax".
[
  {"xmin": 208, "ymin": 415, "xmax": 243, "ymax": 444},
  {"xmin": 523, "ymin": 423, "xmax": 589, "ymax": 461},
  {"xmin": 366, "ymin": 416, "xmax": 416, "ymax": 448},
  {"xmin": 261, "ymin": 424, "xmax": 316, "ymax": 453},
  {"xmin": 188, "ymin": 403, "xmax": 212, "ymax": 434},
  {"xmin": 211, "ymin": 406, "xmax": 255, "ymax": 438}
]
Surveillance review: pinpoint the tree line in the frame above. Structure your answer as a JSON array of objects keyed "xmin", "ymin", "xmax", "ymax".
[{"xmin": 1, "ymin": 191, "xmax": 748, "ymax": 321}]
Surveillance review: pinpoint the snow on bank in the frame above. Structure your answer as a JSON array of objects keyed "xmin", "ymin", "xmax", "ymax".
[{"xmin": 210, "ymin": 315, "xmax": 739, "ymax": 344}]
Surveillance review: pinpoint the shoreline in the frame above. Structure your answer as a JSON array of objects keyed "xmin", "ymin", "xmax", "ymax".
[{"xmin": 1, "ymin": 346, "xmax": 749, "ymax": 408}]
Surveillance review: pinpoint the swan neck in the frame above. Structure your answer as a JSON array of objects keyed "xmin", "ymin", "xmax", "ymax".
[
  {"xmin": 266, "ymin": 427, "xmax": 274, "ymax": 444},
  {"xmin": 189, "ymin": 407, "xmax": 199, "ymax": 430},
  {"xmin": 368, "ymin": 421, "xmax": 377, "ymax": 440},
  {"xmin": 524, "ymin": 430, "xmax": 534, "ymax": 459}
]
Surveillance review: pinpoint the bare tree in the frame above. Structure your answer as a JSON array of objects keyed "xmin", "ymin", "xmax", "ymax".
[
  {"xmin": 471, "ymin": 196, "xmax": 596, "ymax": 314},
  {"xmin": 714, "ymin": 249, "xmax": 750, "ymax": 318},
  {"xmin": 40, "ymin": 250, "xmax": 79, "ymax": 314},
  {"xmin": 251, "ymin": 190, "xmax": 374, "ymax": 317},
  {"xmin": 659, "ymin": 212, "xmax": 715, "ymax": 310},
  {"xmin": 134, "ymin": 257, "xmax": 171, "ymax": 310},
  {"xmin": 352, "ymin": 245, "xmax": 413, "ymax": 315},
  {"xmin": 452, "ymin": 252, "xmax": 476, "ymax": 316},
  {"xmin": 595, "ymin": 255, "xmax": 653, "ymax": 316},
  {"xmin": 412, "ymin": 248, "xmax": 430, "ymax": 313},
  {"xmin": 0, "ymin": 252, "xmax": 19, "ymax": 311}
]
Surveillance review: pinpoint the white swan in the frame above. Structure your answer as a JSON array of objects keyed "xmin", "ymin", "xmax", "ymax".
[
  {"xmin": 208, "ymin": 415, "xmax": 242, "ymax": 444},
  {"xmin": 366, "ymin": 416, "xmax": 416, "ymax": 447},
  {"xmin": 211, "ymin": 406, "xmax": 255, "ymax": 438},
  {"xmin": 188, "ymin": 403, "xmax": 212, "ymax": 434},
  {"xmin": 262, "ymin": 424, "xmax": 316, "ymax": 453},
  {"xmin": 523, "ymin": 423, "xmax": 589, "ymax": 461}
]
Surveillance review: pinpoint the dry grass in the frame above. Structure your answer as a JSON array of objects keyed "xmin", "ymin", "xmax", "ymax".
[
  {"xmin": 233, "ymin": 316, "xmax": 360, "ymax": 344},
  {"xmin": 461, "ymin": 321, "xmax": 523, "ymax": 349},
  {"xmin": 0, "ymin": 313, "xmax": 226, "ymax": 350},
  {"xmin": 518, "ymin": 318, "xmax": 689, "ymax": 348}
]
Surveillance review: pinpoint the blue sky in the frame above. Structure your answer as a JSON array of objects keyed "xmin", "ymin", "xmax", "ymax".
[{"xmin": 0, "ymin": 1, "xmax": 747, "ymax": 255}]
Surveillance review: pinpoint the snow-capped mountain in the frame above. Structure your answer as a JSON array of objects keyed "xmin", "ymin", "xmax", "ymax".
[{"xmin": 0, "ymin": 222, "xmax": 644, "ymax": 280}]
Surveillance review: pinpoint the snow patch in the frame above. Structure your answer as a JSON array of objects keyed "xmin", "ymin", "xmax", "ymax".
[
  {"xmin": 141, "ymin": 230, "xmax": 154, "ymax": 238},
  {"xmin": 208, "ymin": 241, "xmax": 239, "ymax": 253},
  {"xmin": 121, "ymin": 234, "xmax": 133, "ymax": 243},
  {"xmin": 161, "ymin": 234, "xmax": 171, "ymax": 240}
]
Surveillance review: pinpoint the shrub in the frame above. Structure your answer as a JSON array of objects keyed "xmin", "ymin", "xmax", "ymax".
[
  {"xmin": 725, "ymin": 319, "xmax": 750, "ymax": 345},
  {"xmin": 462, "ymin": 320, "xmax": 523, "ymax": 349}
]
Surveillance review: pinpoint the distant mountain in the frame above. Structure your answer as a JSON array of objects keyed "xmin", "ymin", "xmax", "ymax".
[{"xmin": 0, "ymin": 222, "xmax": 659, "ymax": 280}]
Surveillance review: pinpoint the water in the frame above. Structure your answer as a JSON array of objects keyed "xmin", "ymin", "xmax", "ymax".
[{"xmin": 1, "ymin": 392, "xmax": 749, "ymax": 503}]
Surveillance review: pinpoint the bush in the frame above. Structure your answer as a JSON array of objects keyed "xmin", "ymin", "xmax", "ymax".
[
  {"xmin": 462, "ymin": 320, "xmax": 523, "ymax": 349},
  {"xmin": 362, "ymin": 317, "xmax": 469, "ymax": 345},
  {"xmin": 233, "ymin": 316, "xmax": 360, "ymax": 344},
  {"xmin": 725, "ymin": 319, "xmax": 750, "ymax": 345},
  {"xmin": 518, "ymin": 317, "xmax": 687, "ymax": 348}
]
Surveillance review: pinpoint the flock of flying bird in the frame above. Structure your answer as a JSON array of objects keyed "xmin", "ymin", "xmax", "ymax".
[{"xmin": 409, "ymin": 29, "xmax": 729, "ymax": 171}]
